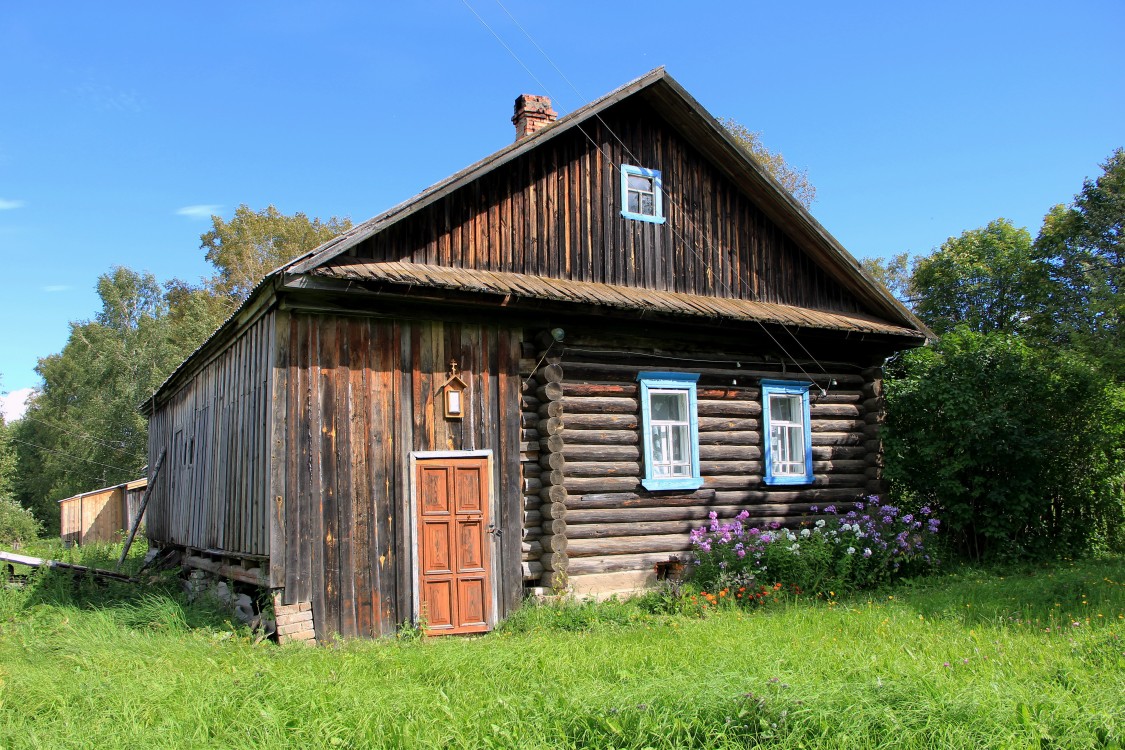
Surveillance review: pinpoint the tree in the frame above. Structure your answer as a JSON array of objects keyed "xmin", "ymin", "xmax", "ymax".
[
  {"xmin": 163, "ymin": 277, "xmax": 233, "ymax": 354},
  {"xmin": 910, "ymin": 219, "xmax": 1049, "ymax": 336},
  {"xmin": 202, "ymin": 204, "xmax": 352, "ymax": 305},
  {"xmin": 10, "ymin": 207, "xmax": 353, "ymax": 527},
  {"xmin": 861, "ymin": 252, "xmax": 916, "ymax": 306},
  {"xmin": 1035, "ymin": 148, "xmax": 1125, "ymax": 378},
  {"xmin": 720, "ymin": 119, "xmax": 816, "ymax": 208},
  {"xmin": 0, "ymin": 402, "xmax": 16, "ymax": 502},
  {"xmin": 884, "ymin": 329, "xmax": 1125, "ymax": 561},
  {"xmin": 14, "ymin": 268, "xmax": 179, "ymax": 523}
]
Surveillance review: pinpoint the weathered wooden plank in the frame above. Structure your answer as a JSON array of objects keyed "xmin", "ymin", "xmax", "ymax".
[
  {"xmin": 568, "ymin": 533, "xmax": 691, "ymax": 558},
  {"xmin": 318, "ymin": 317, "xmax": 340, "ymax": 637},
  {"xmin": 268, "ymin": 310, "xmax": 288, "ymax": 588},
  {"xmin": 498, "ymin": 327, "xmax": 523, "ymax": 614},
  {"xmin": 306, "ymin": 316, "xmax": 325, "ymax": 623},
  {"xmin": 372, "ymin": 320, "xmax": 397, "ymax": 634},
  {"xmin": 394, "ymin": 321, "xmax": 413, "ymax": 628},
  {"xmin": 334, "ymin": 317, "xmax": 357, "ymax": 638}
]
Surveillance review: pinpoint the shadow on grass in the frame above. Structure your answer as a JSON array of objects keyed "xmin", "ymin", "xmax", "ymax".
[{"xmin": 4, "ymin": 538, "xmax": 243, "ymax": 636}]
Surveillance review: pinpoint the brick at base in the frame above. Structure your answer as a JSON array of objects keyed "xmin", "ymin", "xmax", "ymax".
[{"xmin": 272, "ymin": 593, "xmax": 316, "ymax": 645}]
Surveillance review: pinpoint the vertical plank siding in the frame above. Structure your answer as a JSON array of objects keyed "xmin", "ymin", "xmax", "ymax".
[
  {"xmin": 146, "ymin": 312, "xmax": 275, "ymax": 557},
  {"xmin": 346, "ymin": 99, "xmax": 862, "ymax": 315},
  {"xmin": 59, "ymin": 484, "xmax": 138, "ymax": 546},
  {"xmin": 278, "ymin": 312, "xmax": 522, "ymax": 639}
]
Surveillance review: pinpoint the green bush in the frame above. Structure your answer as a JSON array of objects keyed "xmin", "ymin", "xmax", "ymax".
[
  {"xmin": 0, "ymin": 497, "xmax": 42, "ymax": 547},
  {"xmin": 884, "ymin": 328, "xmax": 1125, "ymax": 561}
]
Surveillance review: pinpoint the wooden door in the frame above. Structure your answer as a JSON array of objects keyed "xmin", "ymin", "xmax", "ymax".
[{"xmin": 415, "ymin": 458, "xmax": 492, "ymax": 635}]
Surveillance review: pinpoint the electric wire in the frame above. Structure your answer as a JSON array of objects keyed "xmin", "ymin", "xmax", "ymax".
[
  {"xmin": 559, "ymin": 345, "xmax": 859, "ymax": 371},
  {"xmin": 10, "ymin": 437, "xmax": 140, "ymax": 474},
  {"xmin": 20, "ymin": 414, "xmax": 135, "ymax": 456},
  {"xmin": 462, "ymin": 0, "xmax": 832, "ymax": 388},
  {"xmin": 489, "ymin": 0, "xmax": 832, "ymax": 383}
]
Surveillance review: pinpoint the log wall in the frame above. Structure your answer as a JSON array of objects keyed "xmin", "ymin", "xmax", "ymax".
[
  {"xmin": 538, "ymin": 339, "xmax": 885, "ymax": 589},
  {"xmin": 146, "ymin": 312, "xmax": 275, "ymax": 557},
  {"xmin": 272, "ymin": 311, "xmax": 523, "ymax": 639}
]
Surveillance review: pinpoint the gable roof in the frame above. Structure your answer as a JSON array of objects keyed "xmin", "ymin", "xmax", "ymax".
[
  {"xmin": 281, "ymin": 67, "xmax": 927, "ymax": 335},
  {"xmin": 144, "ymin": 69, "xmax": 928, "ymax": 412}
]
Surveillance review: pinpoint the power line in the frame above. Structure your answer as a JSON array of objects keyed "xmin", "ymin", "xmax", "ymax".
[
  {"xmin": 462, "ymin": 0, "xmax": 832, "ymax": 387},
  {"xmin": 487, "ymin": 0, "xmax": 832, "ymax": 383},
  {"xmin": 20, "ymin": 414, "xmax": 135, "ymax": 455},
  {"xmin": 10, "ymin": 437, "xmax": 140, "ymax": 475}
]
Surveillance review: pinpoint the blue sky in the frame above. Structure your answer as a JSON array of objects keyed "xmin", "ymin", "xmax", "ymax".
[{"xmin": 1, "ymin": 1, "xmax": 1122, "ymax": 413}]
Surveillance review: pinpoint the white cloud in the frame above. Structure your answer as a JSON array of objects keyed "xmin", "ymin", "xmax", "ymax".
[
  {"xmin": 0, "ymin": 198, "xmax": 26, "ymax": 211},
  {"xmin": 176, "ymin": 204, "xmax": 221, "ymax": 219},
  {"xmin": 1, "ymin": 387, "xmax": 35, "ymax": 423},
  {"xmin": 42, "ymin": 285, "xmax": 71, "ymax": 293}
]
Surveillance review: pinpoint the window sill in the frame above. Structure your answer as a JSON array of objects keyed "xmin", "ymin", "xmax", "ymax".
[
  {"xmin": 621, "ymin": 210, "xmax": 666, "ymax": 225},
  {"xmin": 763, "ymin": 475, "xmax": 814, "ymax": 486},
  {"xmin": 642, "ymin": 477, "xmax": 703, "ymax": 492}
]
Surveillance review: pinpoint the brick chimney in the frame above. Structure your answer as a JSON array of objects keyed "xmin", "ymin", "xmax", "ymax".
[{"xmin": 512, "ymin": 94, "xmax": 557, "ymax": 140}]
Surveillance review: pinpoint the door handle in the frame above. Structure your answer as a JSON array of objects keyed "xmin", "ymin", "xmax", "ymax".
[{"xmin": 487, "ymin": 524, "xmax": 503, "ymax": 537}]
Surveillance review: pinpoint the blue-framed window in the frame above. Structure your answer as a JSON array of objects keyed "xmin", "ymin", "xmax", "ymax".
[
  {"xmin": 620, "ymin": 164, "xmax": 666, "ymax": 224},
  {"xmin": 761, "ymin": 380, "xmax": 813, "ymax": 485},
  {"xmin": 638, "ymin": 372, "xmax": 701, "ymax": 491}
]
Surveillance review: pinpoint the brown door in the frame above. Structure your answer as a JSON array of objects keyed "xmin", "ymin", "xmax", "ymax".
[{"xmin": 415, "ymin": 457, "xmax": 492, "ymax": 635}]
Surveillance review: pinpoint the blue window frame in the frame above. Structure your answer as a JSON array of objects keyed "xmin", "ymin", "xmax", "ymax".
[
  {"xmin": 761, "ymin": 380, "xmax": 813, "ymax": 485},
  {"xmin": 620, "ymin": 164, "xmax": 666, "ymax": 224},
  {"xmin": 638, "ymin": 372, "xmax": 701, "ymax": 491}
]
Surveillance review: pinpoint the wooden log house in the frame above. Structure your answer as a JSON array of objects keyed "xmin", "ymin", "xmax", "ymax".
[{"xmin": 140, "ymin": 69, "xmax": 929, "ymax": 641}]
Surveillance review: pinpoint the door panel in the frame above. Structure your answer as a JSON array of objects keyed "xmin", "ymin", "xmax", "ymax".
[
  {"xmin": 421, "ymin": 467, "xmax": 450, "ymax": 514},
  {"xmin": 415, "ymin": 457, "xmax": 492, "ymax": 634},
  {"xmin": 421, "ymin": 522, "xmax": 452, "ymax": 574},
  {"xmin": 457, "ymin": 520, "xmax": 484, "ymax": 571},
  {"xmin": 421, "ymin": 580, "xmax": 454, "ymax": 629},
  {"xmin": 454, "ymin": 467, "xmax": 483, "ymax": 512},
  {"xmin": 457, "ymin": 577, "xmax": 487, "ymax": 626}
]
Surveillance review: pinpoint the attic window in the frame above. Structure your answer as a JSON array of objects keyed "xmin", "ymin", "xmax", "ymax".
[{"xmin": 620, "ymin": 165, "xmax": 665, "ymax": 224}]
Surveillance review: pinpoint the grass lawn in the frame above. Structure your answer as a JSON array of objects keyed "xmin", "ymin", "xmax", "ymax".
[{"xmin": 1, "ymin": 542, "xmax": 1123, "ymax": 749}]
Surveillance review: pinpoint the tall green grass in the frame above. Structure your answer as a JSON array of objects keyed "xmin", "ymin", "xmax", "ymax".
[{"xmin": 1, "ymin": 551, "xmax": 1122, "ymax": 749}]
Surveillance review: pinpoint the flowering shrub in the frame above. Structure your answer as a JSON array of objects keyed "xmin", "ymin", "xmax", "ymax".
[
  {"xmin": 685, "ymin": 582, "xmax": 796, "ymax": 613},
  {"xmin": 688, "ymin": 497, "xmax": 940, "ymax": 597}
]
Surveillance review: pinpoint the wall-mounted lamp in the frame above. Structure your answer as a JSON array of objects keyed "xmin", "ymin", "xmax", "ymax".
[{"xmin": 442, "ymin": 359, "xmax": 469, "ymax": 419}]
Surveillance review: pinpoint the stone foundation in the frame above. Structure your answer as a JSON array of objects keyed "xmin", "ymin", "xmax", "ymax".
[{"xmin": 273, "ymin": 594, "xmax": 316, "ymax": 645}]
